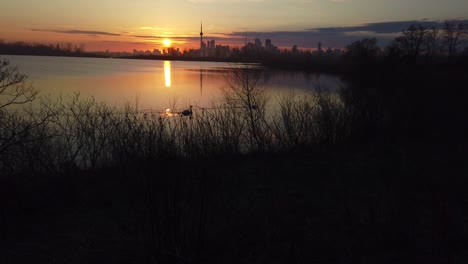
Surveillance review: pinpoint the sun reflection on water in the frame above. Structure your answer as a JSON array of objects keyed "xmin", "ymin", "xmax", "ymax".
[{"xmin": 164, "ymin": 61, "xmax": 171, "ymax": 87}]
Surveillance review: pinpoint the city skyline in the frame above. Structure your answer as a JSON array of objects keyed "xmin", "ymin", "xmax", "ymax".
[{"xmin": 1, "ymin": 0, "xmax": 468, "ymax": 52}]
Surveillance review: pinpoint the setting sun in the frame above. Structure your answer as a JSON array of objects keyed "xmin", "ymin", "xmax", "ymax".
[{"xmin": 163, "ymin": 39, "xmax": 171, "ymax": 47}]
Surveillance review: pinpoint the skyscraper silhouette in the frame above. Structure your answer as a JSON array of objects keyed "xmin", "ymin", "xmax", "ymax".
[{"xmin": 200, "ymin": 21, "xmax": 204, "ymax": 56}]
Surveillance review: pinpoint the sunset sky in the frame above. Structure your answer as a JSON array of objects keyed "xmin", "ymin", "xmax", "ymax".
[{"xmin": 1, "ymin": 0, "xmax": 467, "ymax": 52}]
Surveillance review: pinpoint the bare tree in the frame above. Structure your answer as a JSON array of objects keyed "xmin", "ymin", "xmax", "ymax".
[
  {"xmin": 344, "ymin": 38, "xmax": 380, "ymax": 61},
  {"xmin": 442, "ymin": 20, "xmax": 468, "ymax": 60},
  {"xmin": 0, "ymin": 60, "xmax": 41, "ymax": 174},
  {"xmin": 391, "ymin": 24, "xmax": 428, "ymax": 61},
  {"xmin": 423, "ymin": 26, "xmax": 440, "ymax": 62},
  {"xmin": 0, "ymin": 60, "xmax": 38, "ymax": 109},
  {"xmin": 222, "ymin": 64, "xmax": 270, "ymax": 151}
]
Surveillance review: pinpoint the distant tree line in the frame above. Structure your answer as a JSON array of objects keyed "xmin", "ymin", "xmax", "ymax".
[
  {"xmin": 0, "ymin": 41, "xmax": 100, "ymax": 57},
  {"xmin": 345, "ymin": 20, "xmax": 468, "ymax": 63}
]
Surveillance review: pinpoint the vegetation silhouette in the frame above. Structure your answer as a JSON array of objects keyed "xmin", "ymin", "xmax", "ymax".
[
  {"xmin": 0, "ymin": 41, "xmax": 103, "ymax": 58},
  {"xmin": 1, "ymin": 22, "xmax": 468, "ymax": 263}
]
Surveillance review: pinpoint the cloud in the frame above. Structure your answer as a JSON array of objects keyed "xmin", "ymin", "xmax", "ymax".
[
  {"xmin": 220, "ymin": 19, "xmax": 468, "ymax": 48},
  {"xmin": 308, "ymin": 19, "xmax": 468, "ymax": 34},
  {"xmin": 133, "ymin": 35, "xmax": 158, "ymax": 39},
  {"xmin": 31, "ymin": 29, "xmax": 121, "ymax": 36}
]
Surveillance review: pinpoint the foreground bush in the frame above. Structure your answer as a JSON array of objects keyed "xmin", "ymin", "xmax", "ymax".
[{"xmin": 0, "ymin": 63, "xmax": 359, "ymax": 175}]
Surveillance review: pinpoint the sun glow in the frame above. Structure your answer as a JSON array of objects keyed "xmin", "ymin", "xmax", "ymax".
[{"xmin": 163, "ymin": 39, "xmax": 171, "ymax": 47}]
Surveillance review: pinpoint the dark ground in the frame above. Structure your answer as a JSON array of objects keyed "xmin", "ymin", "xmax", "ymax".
[{"xmin": 2, "ymin": 142, "xmax": 465, "ymax": 264}]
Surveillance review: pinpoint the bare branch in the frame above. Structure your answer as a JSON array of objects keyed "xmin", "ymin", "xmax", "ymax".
[{"xmin": 0, "ymin": 60, "xmax": 38, "ymax": 110}]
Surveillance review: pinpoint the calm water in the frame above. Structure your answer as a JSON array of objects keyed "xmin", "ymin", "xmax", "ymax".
[{"xmin": 1, "ymin": 55, "xmax": 343, "ymax": 111}]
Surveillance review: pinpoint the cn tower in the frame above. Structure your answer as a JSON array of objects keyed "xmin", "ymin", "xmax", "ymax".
[{"xmin": 200, "ymin": 21, "xmax": 204, "ymax": 51}]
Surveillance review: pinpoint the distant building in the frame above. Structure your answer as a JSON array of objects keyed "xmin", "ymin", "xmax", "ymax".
[
  {"xmin": 199, "ymin": 21, "xmax": 208, "ymax": 56},
  {"xmin": 215, "ymin": 44, "xmax": 230, "ymax": 58},
  {"xmin": 208, "ymin": 40, "xmax": 215, "ymax": 49},
  {"xmin": 200, "ymin": 21, "xmax": 204, "ymax": 52},
  {"xmin": 191, "ymin": 21, "xmax": 234, "ymax": 58},
  {"xmin": 254, "ymin": 38, "xmax": 262, "ymax": 48},
  {"xmin": 167, "ymin": 47, "xmax": 181, "ymax": 56}
]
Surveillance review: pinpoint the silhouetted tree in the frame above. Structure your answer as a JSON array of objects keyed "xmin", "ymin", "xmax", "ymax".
[
  {"xmin": 423, "ymin": 26, "xmax": 440, "ymax": 62},
  {"xmin": 291, "ymin": 45, "xmax": 298, "ymax": 54},
  {"xmin": 390, "ymin": 24, "xmax": 428, "ymax": 61},
  {"xmin": 222, "ymin": 65, "xmax": 269, "ymax": 151},
  {"xmin": 74, "ymin": 43, "xmax": 86, "ymax": 54},
  {"xmin": 0, "ymin": 60, "xmax": 51, "ymax": 176},
  {"xmin": 442, "ymin": 20, "xmax": 468, "ymax": 60},
  {"xmin": 0, "ymin": 60, "xmax": 38, "ymax": 109},
  {"xmin": 344, "ymin": 38, "xmax": 380, "ymax": 62}
]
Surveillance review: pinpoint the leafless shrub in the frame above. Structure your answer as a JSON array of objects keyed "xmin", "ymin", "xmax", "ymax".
[
  {"xmin": 222, "ymin": 64, "xmax": 271, "ymax": 151},
  {"xmin": 0, "ymin": 60, "xmax": 38, "ymax": 109}
]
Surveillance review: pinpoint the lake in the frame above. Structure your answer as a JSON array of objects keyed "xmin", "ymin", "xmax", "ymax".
[{"xmin": 0, "ymin": 55, "xmax": 343, "ymax": 112}]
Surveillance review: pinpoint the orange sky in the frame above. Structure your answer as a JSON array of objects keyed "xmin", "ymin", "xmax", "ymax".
[{"xmin": 1, "ymin": 0, "xmax": 467, "ymax": 52}]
